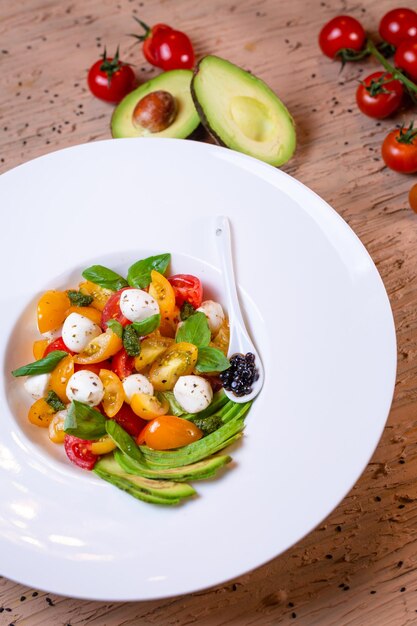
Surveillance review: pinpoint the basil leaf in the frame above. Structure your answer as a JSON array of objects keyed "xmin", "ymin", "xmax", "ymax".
[
  {"xmin": 131, "ymin": 314, "xmax": 161, "ymax": 336},
  {"xmin": 67, "ymin": 290, "xmax": 93, "ymax": 307},
  {"xmin": 106, "ymin": 419, "xmax": 144, "ymax": 462},
  {"xmin": 195, "ymin": 347, "xmax": 230, "ymax": 373},
  {"xmin": 180, "ymin": 301, "xmax": 195, "ymax": 321},
  {"xmin": 127, "ymin": 253, "xmax": 171, "ymax": 288},
  {"xmin": 123, "ymin": 324, "xmax": 141, "ymax": 357},
  {"xmin": 106, "ymin": 319, "xmax": 123, "ymax": 338},
  {"xmin": 64, "ymin": 400, "xmax": 107, "ymax": 440},
  {"xmin": 12, "ymin": 350, "xmax": 68, "ymax": 377},
  {"xmin": 82, "ymin": 265, "xmax": 128, "ymax": 291},
  {"xmin": 45, "ymin": 390, "xmax": 66, "ymax": 412},
  {"xmin": 176, "ymin": 311, "xmax": 210, "ymax": 347},
  {"xmin": 157, "ymin": 391, "xmax": 185, "ymax": 416}
]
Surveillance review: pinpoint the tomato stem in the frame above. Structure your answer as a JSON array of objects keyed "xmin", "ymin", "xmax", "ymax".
[
  {"xmin": 366, "ymin": 39, "xmax": 417, "ymax": 96},
  {"xmin": 130, "ymin": 16, "xmax": 151, "ymax": 42}
]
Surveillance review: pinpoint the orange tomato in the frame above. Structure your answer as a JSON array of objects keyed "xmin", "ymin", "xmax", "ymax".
[
  {"xmin": 65, "ymin": 306, "xmax": 102, "ymax": 326},
  {"xmin": 49, "ymin": 354, "xmax": 74, "ymax": 403},
  {"xmin": 37, "ymin": 290, "xmax": 70, "ymax": 333},
  {"xmin": 149, "ymin": 270, "xmax": 176, "ymax": 318},
  {"xmin": 48, "ymin": 413, "xmax": 66, "ymax": 443},
  {"xmin": 79, "ymin": 281, "xmax": 112, "ymax": 311},
  {"xmin": 33, "ymin": 339, "xmax": 49, "ymax": 360},
  {"xmin": 137, "ymin": 415, "xmax": 203, "ymax": 450},
  {"xmin": 134, "ymin": 334, "xmax": 174, "ymax": 371},
  {"xmin": 99, "ymin": 369, "xmax": 125, "ymax": 418},
  {"xmin": 131, "ymin": 392, "xmax": 169, "ymax": 420},
  {"xmin": 73, "ymin": 329, "xmax": 122, "ymax": 364},
  {"xmin": 149, "ymin": 341, "xmax": 198, "ymax": 391},
  {"xmin": 28, "ymin": 398, "xmax": 55, "ymax": 428}
]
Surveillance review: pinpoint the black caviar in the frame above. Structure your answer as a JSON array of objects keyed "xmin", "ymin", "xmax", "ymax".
[{"xmin": 220, "ymin": 352, "xmax": 258, "ymax": 397}]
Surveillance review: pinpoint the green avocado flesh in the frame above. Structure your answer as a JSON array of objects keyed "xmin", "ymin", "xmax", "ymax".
[
  {"xmin": 191, "ymin": 56, "xmax": 296, "ymax": 166},
  {"xmin": 111, "ymin": 69, "xmax": 200, "ymax": 139}
]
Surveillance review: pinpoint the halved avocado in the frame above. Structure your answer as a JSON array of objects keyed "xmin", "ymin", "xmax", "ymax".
[
  {"xmin": 111, "ymin": 69, "xmax": 200, "ymax": 139},
  {"xmin": 191, "ymin": 56, "xmax": 296, "ymax": 166}
]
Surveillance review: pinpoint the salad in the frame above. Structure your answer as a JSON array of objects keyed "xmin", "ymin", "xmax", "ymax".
[{"xmin": 11, "ymin": 253, "xmax": 257, "ymax": 505}]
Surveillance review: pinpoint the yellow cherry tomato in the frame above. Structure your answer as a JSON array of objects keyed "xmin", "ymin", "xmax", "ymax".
[
  {"xmin": 49, "ymin": 354, "xmax": 74, "ymax": 403},
  {"xmin": 79, "ymin": 281, "xmax": 112, "ymax": 311},
  {"xmin": 149, "ymin": 341, "xmax": 198, "ymax": 391},
  {"xmin": 73, "ymin": 329, "xmax": 122, "ymax": 364},
  {"xmin": 131, "ymin": 392, "xmax": 169, "ymax": 420},
  {"xmin": 210, "ymin": 317, "xmax": 230, "ymax": 356},
  {"xmin": 33, "ymin": 339, "xmax": 49, "ymax": 360},
  {"xmin": 65, "ymin": 306, "xmax": 102, "ymax": 326},
  {"xmin": 134, "ymin": 334, "xmax": 174, "ymax": 371},
  {"xmin": 159, "ymin": 305, "xmax": 180, "ymax": 338},
  {"xmin": 28, "ymin": 398, "xmax": 55, "ymax": 428},
  {"xmin": 99, "ymin": 369, "xmax": 125, "ymax": 418},
  {"xmin": 37, "ymin": 290, "xmax": 70, "ymax": 333},
  {"xmin": 48, "ymin": 414, "xmax": 66, "ymax": 443},
  {"xmin": 90, "ymin": 435, "xmax": 117, "ymax": 455},
  {"xmin": 149, "ymin": 270, "xmax": 176, "ymax": 318}
]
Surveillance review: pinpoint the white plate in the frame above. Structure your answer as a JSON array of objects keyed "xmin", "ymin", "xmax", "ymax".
[{"xmin": 0, "ymin": 139, "xmax": 396, "ymax": 601}]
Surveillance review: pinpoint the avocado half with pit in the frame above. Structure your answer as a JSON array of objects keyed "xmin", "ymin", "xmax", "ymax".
[
  {"xmin": 111, "ymin": 69, "xmax": 200, "ymax": 139},
  {"xmin": 191, "ymin": 56, "xmax": 296, "ymax": 166}
]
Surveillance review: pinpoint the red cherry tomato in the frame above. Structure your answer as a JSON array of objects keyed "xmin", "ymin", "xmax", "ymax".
[
  {"xmin": 113, "ymin": 403, "xmax": 147, "ymax": 437},
  {"xmin": 379, "ymin": 8, "xmax": 417, "ymax": 47},
  {"xmin": 87, "ymin": 48, "xmax": 135, "ymax": 103},
  {"xmin": 43, "ymin": 337, "xmax": 73, "ymax": 357},
  {"xmin": 101, "ymin": 287, "xmax": 132, "ymax": 329},
  {"xmin": 319, "ymin": 15, "xmax": 366, "ymax": 59},
  {"xmin": 168, "ymin": 274, "xmax": 203, "ymax": 308},
  {"xmin": 137, "ymin": 415, "xmax": 202, "ymax": 450},
  {"xmin": 112, "ymin": 348, "xmax": 135, "ymax": 380},
  {"xmin": 395, "ymin": 40, "xmax": 417, "ymax": 81},
  {"xmin": 381, "ymin": 125, "xmax": 417, "ymax": 173},
  {"xmin": 356, "ymin": 72, "xmax": 403, "ymax": 119},
  {"xmin": 64, "ymin": 435, "xmax": 97, "ymax": 470},
  {"xmin": 133, "ymin": 18, "xmax": 194, "ymax": 70},
  {"xmin": 74, "ymin": 360, "xmax": 112, "ymax": 376}
]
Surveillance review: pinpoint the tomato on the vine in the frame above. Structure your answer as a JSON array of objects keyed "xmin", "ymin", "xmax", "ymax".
[
  {"xmin": 319, "ymin": 15, "xmax": 366, "ymax": 59},
  {"xmin": 87, "ymin": 47, "xmax": 135, "ymax": 103},
  {"xmin": 168, "ymin": 274, "xmax": 203, "ymax": 309},
  {"xmin": 379, "ymin": 8, "xmax": 417, "ymax": 47},
  {"xmin": 64, "ymin": 435, "xmax": 97, "ymax": 470},
  {"xmin": 132, "ymin": 18, "xmax": 194, "ymax": 70},
  {"xmin": 395, "ymin": 40, "xmax": 417, "ymax": 82},
  {"xmin": 381, "ymin": 123, "xmax": 417, "ymax": 173},
  {"xmin": 356, "ymin": 72, "xmax": 403, "ymax": 119}
]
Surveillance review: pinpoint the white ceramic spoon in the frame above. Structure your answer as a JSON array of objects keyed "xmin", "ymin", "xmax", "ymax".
[{"xmin": 215, "ymin": 216, "xmax": 264, "ymax": 403}]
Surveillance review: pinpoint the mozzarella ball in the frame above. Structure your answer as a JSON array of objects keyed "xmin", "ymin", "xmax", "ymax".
[
  {"xmin": 24, "ymin": 373, "xmax": 50, "ymax": 400},
  {"xmin": 196, "ymin": 301, "xmax": 225, "ymax": 336},
  {"xmin": 120, "ymin": 289, "xmax": 159, "ymax": 323},
  {"xmin": 123, "ymin": 374, "xmax": 154, "ymax": 403},
  {"xmin": 174, "ymin": 375, "xmax": 213, "ymax": 413},
  {"xmin": 62, "ymin": 312, "xmax": 102, "ymax": 353},
  {"xmin": 66, "ymin": 370, "xmax": 104, "ymax": 406}
]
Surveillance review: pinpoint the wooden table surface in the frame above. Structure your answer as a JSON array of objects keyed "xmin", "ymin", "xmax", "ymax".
[{"xmin": 1, "ymin": 0, "xmax": 416, "ymax": 623}]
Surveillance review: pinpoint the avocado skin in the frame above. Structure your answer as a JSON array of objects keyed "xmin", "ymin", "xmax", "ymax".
[{"xmin": 191, "ymin": 55, "xmax": 296, "ymax": 167}]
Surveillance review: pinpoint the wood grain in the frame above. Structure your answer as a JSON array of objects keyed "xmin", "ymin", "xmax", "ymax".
[{"xmin": 0, "ymin": 0, "xmax": 416, "ymax": 624}]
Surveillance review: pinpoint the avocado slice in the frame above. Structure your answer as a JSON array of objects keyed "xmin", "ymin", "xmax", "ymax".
[
  {"xmin": 111, "ymin": 69, "xmax": 200, "ymax": 139},
  {"xmin": 191, "ymin": 55, "xmax": 296, "ymax": 166},
  {"xmin": 94, "ymin": 455, "xmax": 196, "ymax": 505}
]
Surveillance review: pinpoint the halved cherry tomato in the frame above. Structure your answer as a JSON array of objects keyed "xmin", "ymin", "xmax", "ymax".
[
  {"xmin": 74, "ymin": 360, "xmax": 112, "ymax": 376},
  {"xmin": 79, "ymin": 281, "xmax": 112, "ymax": 312},
  {"xmin": 113, "ymin": 402, "xmax": 147, "ymax": 437},
  {"xmin": 64, "ymin": 435, "xmax": 97, "ymax": 470},
  {"xmin": 28, "ymin": 398, "xmax": 55, "ymax": 428},
  {"xmin": 90, "ymin": 435, "xmax": 117, "ymax": 455},
  {"xmin": 65, "ymin": 305, "xmax": 102, "ymax": 326},
  {"xmin": 149, "ymin": 270, "xmax": 176, "ymax": 318},
  {"xmin": 37, "ymin": 290, "xmax": 70, "ymax": 333},
  {"xmin": 101, "ymin": 287, "xmax": 132, "ymax": 329},
  {"xmin": 149, "ymin": 341, "xmax": 198, "ymax": 390},
  {"xmin": 168, "ymin": 274, "xmax": 203, "ymax": 308},
  {"xmin": 134, "ymin": 333, "xmax": 174, "ymax": 371},
  {"xmin": 43, "ymin": 337, "xmax": 73, "ymax": 358},
  {"xmin": 137, "ymin": 415, "xmax": 202, "ymax": 450},
  {"xmin": 49, "ymin": 354, "xmax": 74, "ymax": 402},
  {"xmin": 131, "ymin": 392, "xmax": 169, "ymax": 420},
  {"xmin": 73, "ymin": 329, "xmax": 123, "ymax": 364},
  {"xmin": 210, "ymin": 317, "xmax": 230, "ymax": 356},
  {"xmin": 48, "ymin": 413, "xmax": 66, "ymax": 443},
  {"xmin": 33, "ymin": 339, "xmax": 49, "ymax": 360},
  {"xmin": 99, "ymin": 368, "xmax": 125, "ymax": 417},
  {"xmin": 112, "ymin": 348, "xmax": 135, "ymax": 379}
]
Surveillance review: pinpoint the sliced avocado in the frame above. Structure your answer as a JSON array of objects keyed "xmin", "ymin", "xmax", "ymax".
[
  {"xmin": 191, "ymin": 55, "xmax": 296, "ymax": 166},
  {"xmin": 94, "ymin": 455, "xmax": 196, "ymax": 504},
  {"xmin": 111, "ymin": 69, "xmax": 200, "ymax": 139},
  {"xmin": 115, "ymin": 449, "xmax": 231, "ymax": 481}
]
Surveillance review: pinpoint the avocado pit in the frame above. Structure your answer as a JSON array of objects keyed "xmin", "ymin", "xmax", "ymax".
[{"xmin": 132, "ymin": 90, "xmax": 177, "ymax": 133}]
